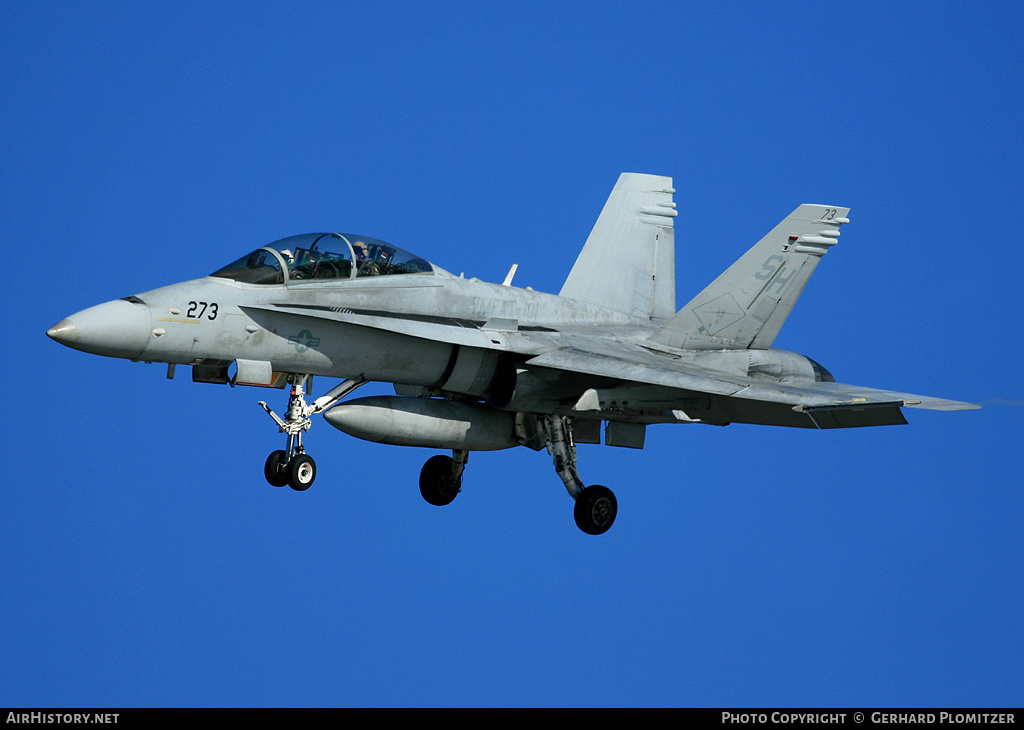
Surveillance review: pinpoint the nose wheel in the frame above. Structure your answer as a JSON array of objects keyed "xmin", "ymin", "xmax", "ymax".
[
  {"xmin": 264, "ymin": 450, "xmax": 289, "ymax": 487},
  {"xmin": 259, "ymin": 375, "xmax": 364, "ymax": 492},
  {"xmin": 286, "ymin": 454, "xmax": 317, "ymax": 491},
  {"xmin": 264, "ymin": 449, "xmax": 317, "ymax": 491}
]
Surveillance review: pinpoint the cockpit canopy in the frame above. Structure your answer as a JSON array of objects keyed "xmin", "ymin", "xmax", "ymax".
[{"xmin": 210, "ymin": 233, "xmax": 434, "ymax": 285}]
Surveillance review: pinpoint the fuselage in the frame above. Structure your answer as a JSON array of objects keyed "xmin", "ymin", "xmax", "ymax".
[
  {"xmin": 47, "ymin": 231, "xmax": 834, "ymax": 426},
  {"xmin": 48, "ymin": 232, "xmax": 643, "ymax": 389}
]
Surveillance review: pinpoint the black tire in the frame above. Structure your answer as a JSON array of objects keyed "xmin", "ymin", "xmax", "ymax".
[
  {"xmin": 264, "ymin": 450, "xmax": 289, "ymax": 487},
  {"xmin": 288, "ymin": 453, "xmax": 316, "ymax": 491},
  {"xmin": 574, "ymin": 485, "xmax": 617, "ymax": 535},
  {"xmin": 419, "ymin": 454, "xmax": 460, "ymax": 506}
]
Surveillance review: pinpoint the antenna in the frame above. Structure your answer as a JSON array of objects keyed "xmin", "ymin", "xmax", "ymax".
[{"xmin": 502, "ymin": 264, "xmax": 519, "ymax": 286}]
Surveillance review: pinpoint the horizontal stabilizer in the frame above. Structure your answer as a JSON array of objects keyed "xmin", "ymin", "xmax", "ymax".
[{"xmin": 650, "ymin": 204, "xmax": 850, "ymax": 350}]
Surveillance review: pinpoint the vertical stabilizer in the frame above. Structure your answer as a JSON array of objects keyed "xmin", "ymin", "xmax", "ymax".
[
  {"xmin": 559, "ymin": 173, "xmax": 676, "ymax": 320},
  {"xmin": 649, "ymin": 204, "xmax": 850, "ymax": 350}
]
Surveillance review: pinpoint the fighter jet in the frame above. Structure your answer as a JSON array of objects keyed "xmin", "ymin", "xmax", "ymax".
[{"xmin": 47, "ymin": 173, "xmax": 978, "ymax": 534}]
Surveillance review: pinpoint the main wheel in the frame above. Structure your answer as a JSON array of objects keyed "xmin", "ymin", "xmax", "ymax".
[
  {"xmin": 574, "ymin": 485, "xmax": 617, "ymax": 535},
  {"xmin": 264, "ymin": 450, "xmax": 289, "ymax": 487},
  {"xmin": 419, "ymin": 454, "xmax": 460, "ymax": 506},
  {"xmin": 288, "ymin": 453, "xmax": 316, "ymax": 491}
]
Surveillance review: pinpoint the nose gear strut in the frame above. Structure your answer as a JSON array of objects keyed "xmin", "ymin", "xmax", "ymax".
[{"xmin": 259, "ymin": 375, "xmax": 366, "ymax": 491}]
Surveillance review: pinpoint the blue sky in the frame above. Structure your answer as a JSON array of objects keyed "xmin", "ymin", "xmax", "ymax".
[{"xmin": 3, "ymin": 0, "xmax": 1022, "ymax": 708}]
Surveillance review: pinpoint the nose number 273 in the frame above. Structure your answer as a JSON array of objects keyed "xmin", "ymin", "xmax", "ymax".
[{"xmin": 187, "ymin": 301, "xmax": 219, "ymax": 320}]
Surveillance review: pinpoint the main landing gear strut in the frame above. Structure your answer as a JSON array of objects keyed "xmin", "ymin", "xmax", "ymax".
[
  {"xmin": 259, "ymin": 375, "xmax": 365, "ymax": 491},
  {"xmin": 417, "ymin": 414, "xmax": 617, "ymax": 535},
  {"xmin": 540, "ymin": 415, "xmax": 617, "ymax": 535}
]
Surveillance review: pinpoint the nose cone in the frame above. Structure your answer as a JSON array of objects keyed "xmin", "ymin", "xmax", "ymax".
[
  {"xmin": 46, "ymin": 319, "xmax": 78, "ymax": 346},
  {"xmin": 47, "ymin": 298, "xmax": 152, "ymax": 360}
]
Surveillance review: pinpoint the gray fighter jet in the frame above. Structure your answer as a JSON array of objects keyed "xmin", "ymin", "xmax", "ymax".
[{"xmin": 47, "ymin": 173, "xmax": 978, "ymax": 534}]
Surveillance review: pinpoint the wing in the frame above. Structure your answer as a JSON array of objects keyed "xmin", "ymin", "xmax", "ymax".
[
  {"xmin": 525, "ymin": 345, "xmax": 979, "ymax": 429},
  {"xmin": 238, "ymin": 298, "xmax": 979, "ymax": 430}
]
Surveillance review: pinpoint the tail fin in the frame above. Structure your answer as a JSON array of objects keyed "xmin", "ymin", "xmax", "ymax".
[
  {"xmin": 559, "ymin": 173, "xmax": 677, "ymax": 320},
  {"xmin": 649, "ymin": 204, "xmax": 850, "ymax": 350}
]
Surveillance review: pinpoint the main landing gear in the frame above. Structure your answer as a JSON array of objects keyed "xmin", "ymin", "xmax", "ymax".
[
  {"xmin": 259, "ymin": 375, "xmax": 365, "ymax": 492},
  {"xmin": 417, "ymin": 415, "xmax": 617, "ymax": 535},
  {"xmin": 540, "ymin": 414, "xmax": 617, "ymax": 535},
  {"xmin": 419, "ymin": 451, "xmax": 468, "ymax": 506}
]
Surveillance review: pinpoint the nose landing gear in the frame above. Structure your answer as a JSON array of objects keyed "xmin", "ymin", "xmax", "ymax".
[{"xmin": 259, "ymin": 375, "xmax": 364, "ymax": 491}]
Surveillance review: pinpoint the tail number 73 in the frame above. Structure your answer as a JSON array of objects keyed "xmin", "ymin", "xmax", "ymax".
[{"xmin": 187, "ymin": 301, "xmax": 219, "ymax": 320}]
